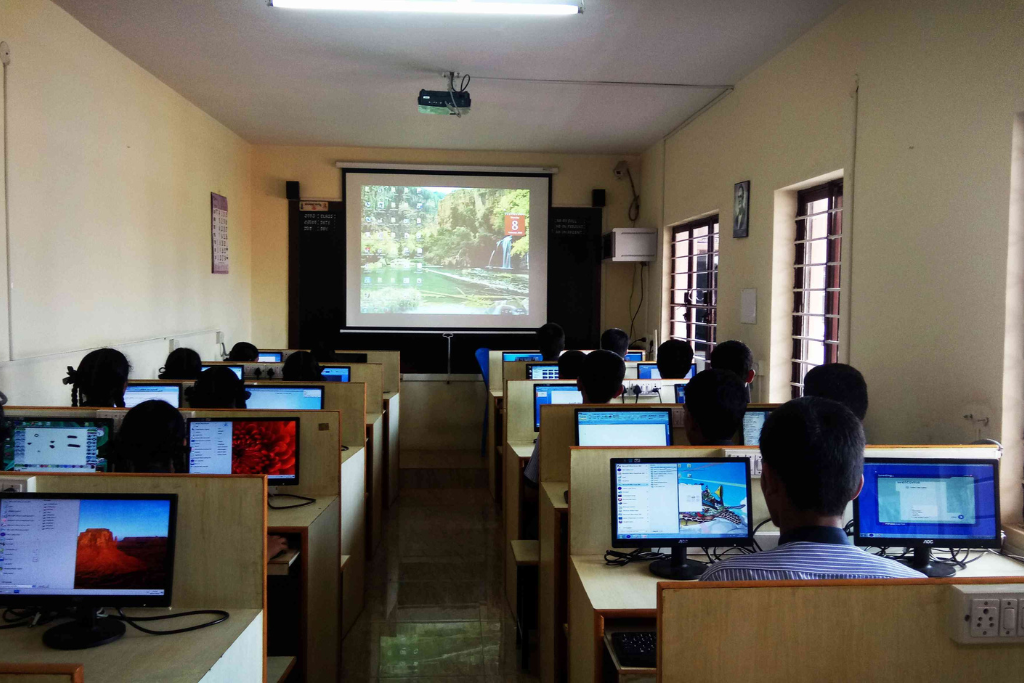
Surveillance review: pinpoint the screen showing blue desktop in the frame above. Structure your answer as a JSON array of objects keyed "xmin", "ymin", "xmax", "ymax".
[
  {"xmin": 257, "ymin": 352, "xmax": 283, "ymax": 363},
  {"xmin": 637, "ymin": 364, "xmax": 661, "ymax": 380},
  {"xmin": 624, "ymin": 352, "xmax": 643, "ymax": 362},
  {"xmin": 245, "ymin": 386, "xmax": 324, "ymax": 410},
  {"xmin": 321, "ymin": 367, "xmax": 350, "ymax": 382},
  {"xmin": 504, "ymin": 352, "xmax": 544, "ymax": 362},
  {"xmin": 674, "ymin": 383, "xmax": 688, "ymax": 403},
  {"xmin": 857, "ymin": 460, "xmax": 999, "ymax": 541},
  {"xmin": 576, "ymin": 410, "xmax": 672, "ymax": 447},
  {"xmin": 534, "ymin": 385, "xmax": 583, "ymax": 430}
]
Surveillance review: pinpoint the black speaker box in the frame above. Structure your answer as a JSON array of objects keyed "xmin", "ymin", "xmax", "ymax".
[
  {"xmin": 592, "ymin": 189, "xmax": 606, "ymax": 208},
  {"xmin": 286, "ymin": 181, "xmax": 300, "ymax": 201}
]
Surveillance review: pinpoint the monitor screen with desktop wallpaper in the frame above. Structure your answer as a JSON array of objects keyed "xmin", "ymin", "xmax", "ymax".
[
  {"xmin": 526, "ymin": 363, "xmax": 559, "ymax": 380},
  {"xmin": 320, "ymin": 366, "xmax": 350, "ymax": 382},
  {"xmin": 244, "ymin": 386, "xmax": 324, "ymax": 410},
  {"xmin": 673, "ymin": 382, "xmax": 689, "ymax": 404},
  {"xmin": 124, "ymin": 384, "xmax": 181, "ymax": 409},
  {"xmin": 534, "ymin": 384, "xmax": 583, "ymax": 431},
  {"xmin": 3, "ymin": 418, "xmax": 115, "ymax": 473},
  {"xmin": 187, "ymin": 418, "xmax": 299, "ymax": 484},
  {"xmin": 257, "ymin": 351, "xmax": 283, "ymax": 363},
  {"xmin": 504, "ymin": 352, "xmax": 544, "ymax": 362},
  {"xmin": 575, "ymin": 409, "xmax": 672, "ymax": 447},
  {"xmin": 203, "ymin": 364, "xmax": 243, "ymax": 379},
  {"xmin": 624, "ymin": 351, "xmax": 644, "ymax": 362},
  {"xmin": 637, "ymin": 363, "xmax": 660, "ymax": 380}
]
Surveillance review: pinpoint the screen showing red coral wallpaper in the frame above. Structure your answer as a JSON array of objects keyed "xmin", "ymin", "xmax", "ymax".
[{"xmin": 230, "ymin": 420, "xmax": 297, "ymax": 478}]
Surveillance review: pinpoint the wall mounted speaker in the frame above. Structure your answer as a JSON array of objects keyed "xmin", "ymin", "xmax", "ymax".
[
  {"xmin": 286, "ymin": 181, "xmax": 300, "ymax": 201},
  {"xmin": 592, "ymin": 189, "xmax": 606, "ymax": 208}
]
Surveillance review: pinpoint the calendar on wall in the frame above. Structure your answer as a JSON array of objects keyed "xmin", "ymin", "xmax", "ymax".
[{"xmin": 211, "ymin": 192, "xmax": 229, "ymax": 274}]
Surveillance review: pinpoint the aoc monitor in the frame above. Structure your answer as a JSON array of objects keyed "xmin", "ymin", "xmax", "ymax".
[
  {"xmin": 526, "ymin": 363, "xmax": 559, "ymax": 380},
  {"xmin": 575, "ymin": 409, "xmax": 672, "ymax": 447},
  {"xmin": 257, "ymin": 351, "xmax": 283, "ymax": 363},
  {"xmin": 187, "ymin": 417, "xmax": 299, "ymax": 485},
  {"xmin": 3, "ymin": 418, "xmax": 115, "ymax": 473},
  {"xmin": 503, "ymin": 352, "xmax": 544, "ymax": 362},
  {"xmin": 320, "ymin": 367, "xmax": 350, "ymax": 383},
  {"xmin": 124, "ymin": 384, "xmax": 181, "ymax": 409},
  {"xmin": 533, "ymin": 384, "xmax": 583, "ymax": 431},
  {"xmin": 202, "ymin": 364, "xmax": 243, "ymax": 380},
  {"xmin": 244, "ymin": 386, "xmax": 324, "ymax": 410}
]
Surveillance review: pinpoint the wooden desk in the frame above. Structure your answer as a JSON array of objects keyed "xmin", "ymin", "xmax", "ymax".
[
  {"xmin": 383, "ymin": 390, "xmax": 401, "ymax": 508},
  {"xmin": 539, "ymin": 481, "xmax": 569, "ymax": 683},
  {"xmin": 365, "ymin": 412, "xmax": 385, "ymax": 558},
  {"xmin": 503, "ymin": 440, "xmax": 536, "ymax": 612},
  {"xmin": 341, "ymin": 446, "xmax": 367, "ymax": 637},
  {"xmin": 0, "ymin": 609, "xmax": 263, "ymax": 682}
]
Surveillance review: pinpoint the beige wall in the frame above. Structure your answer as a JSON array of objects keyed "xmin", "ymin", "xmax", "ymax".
[
  {"xmin": 251, "ymin": 145, "xmax": 641, "ymax": 347},
  {"xmin": 642, "ymin": 0, "xmax": 1024, "ymax": 522},
  {"xmin": 0, "ymin": 0, "xmax": 253, "ymax": 405}
]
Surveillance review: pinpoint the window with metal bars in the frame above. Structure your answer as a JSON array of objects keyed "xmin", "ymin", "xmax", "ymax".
[
  {"xmin": 791, "ymin": 180, "xmax": 843, "ymax": 398},
  {"xmin": 670, "ymin": 216, "xmax": 719, "ymax": 355}
]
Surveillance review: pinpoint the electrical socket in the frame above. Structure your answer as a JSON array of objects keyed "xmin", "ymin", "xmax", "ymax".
[
  {"xmin": 216, "ymin": 331, "xmax": 225, "ymax": 345},
  {"xmin": 949, "ymin": 585, "xmax": 1024, "ymax": 643},
  {"xmin": 970, "ymin": 599, "xmax": 999, "ymax": 638}
]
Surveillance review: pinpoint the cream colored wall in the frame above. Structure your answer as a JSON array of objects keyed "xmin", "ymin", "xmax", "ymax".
[
  {"xmin": 642, "ymin": 0, "xmax": 1024, "ymax": 522},
  {"xmin": 0, "ymin": 0, "xmax": 253, "ymax": 405},
  {"xmin": 251, "ymin": 145, "xmax": 641, "ymax": 347}
]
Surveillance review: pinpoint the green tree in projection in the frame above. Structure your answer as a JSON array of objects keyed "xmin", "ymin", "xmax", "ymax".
[{"xmin": 422, "ymin": 188, "xmax": 530, "ymax": 268}]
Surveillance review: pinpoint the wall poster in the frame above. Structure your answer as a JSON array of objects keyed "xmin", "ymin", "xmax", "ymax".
[{"xmin": 211, "ymin": 192, "xmax": 229, "ymax": 274}]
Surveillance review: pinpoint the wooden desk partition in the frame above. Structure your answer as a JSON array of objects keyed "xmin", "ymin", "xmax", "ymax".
[
  {"xmin": 340, "ymin": 351, "xmax": 402, "ymax": 506},
  {"xmin": 657, "ymin": 579, "xmax": 1024, "ymax": 683},
  {"xmin": 339, "ymin": 350, "xmax": 400, "ymax": 394},
  {"xmin": 0, "ymin": 663, "xmax": 84, "ymax": 682}
]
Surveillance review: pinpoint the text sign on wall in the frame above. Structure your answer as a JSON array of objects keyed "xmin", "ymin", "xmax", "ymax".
[{"xmin": 211, "ymin": 193, "xmax": 229, "ymax": 274}]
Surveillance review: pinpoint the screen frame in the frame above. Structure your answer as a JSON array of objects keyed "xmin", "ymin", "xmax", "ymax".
[
  {"xmin": 609, "ymin": 457, "xmax": 754, "ymax": 549},
  {"xmin": 740, "ymin": 408, "xmax": 774, "ymax": 446},
  {"xmin": 186, "ymin": 417, "xmax": 301, "ymax": 485},
  {"xmin": 124, "ymin": 383, "xmax": 183, "ymax": 409},
  {"xmin": 202, "ymin": 364, "xmax": 243, "ymax": 379},
  {"xmin": 256, "ymin": 351, "xmax": 283, "ymax": 363},
  {"xmin": 624, "ymin": 351, "xmax": 644, "ymax": 362},
  {"xmin": 574, "ymin": 408, "xmax": 673, "ymax": 447},
  {"xmin": 243, "ymin": 385, "xmax": 325, "ymax": 410},
  {"xmin": 533, "ymin": 382, "xmax": 582, "ymax": 432},
  {"xmin": 0, "ymin": 492, "xmax": 178, "ymax": 608},
  {"xmin": 4, "ymin": 417, "xmax": 116, "ymax": 473},
  {"xmin": 636, "ymin": 362, "xmax": 660, "ymax": 380},
  {"xmin": 853, "ymin": 457, "xmax": 1002, "ymax": 549},
  {"xmin": 525, "ymin": 362, "xmax": 559, "ymax": 380}
]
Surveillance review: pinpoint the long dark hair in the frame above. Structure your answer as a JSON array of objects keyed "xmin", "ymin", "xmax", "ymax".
[
  {"xmin": 282, "ymin": 351, "xmax": 322, "ymax": 381},
  {"xmin": 185, "ymin": 366, "xmax": 249, "ymax": 409},
  {"xmin": 64, "ymin": 348, "xmax": 130, "ymax": 407},
  {"xmin": 113, "ymin": 400, "xmax": 188, "ymax": 473},
  {"xmin": 159, "ymin": 348, "xmax": 202, "ymax": 380},
  {"xmin": 227, "ymin": 342, "xmax": 259, "ymax": 362}
]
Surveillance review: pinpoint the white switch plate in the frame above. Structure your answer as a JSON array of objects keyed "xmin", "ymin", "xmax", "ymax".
[{"xmin": 949, "ymin": 585, "xmax": 1024, "ymax": 643}]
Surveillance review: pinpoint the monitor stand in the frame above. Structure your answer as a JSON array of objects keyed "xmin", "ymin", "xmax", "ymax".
[
  {"xmin": 43, "ymin": 606, "xmax": 126, "ymax": 650},
  {"xmin": 649, "ymin": 546, "xmax": 706, "ymax": 580},
  {"xmin": 900, "ymin": 545, "xmax": 956, "ymax": 578}
]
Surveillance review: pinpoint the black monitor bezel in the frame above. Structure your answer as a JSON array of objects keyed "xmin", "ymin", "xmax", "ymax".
[
  {"xmin": 673, "ymin": 382, "xmax": 688, "ymax": 404},
  {"xmin": 320, "ymin": 366, "xmax": 351, "ymax": 382},
  {"xmin": 853, "ymin": 456, "xmax": 1002, "ymax": 550},
  {"xmin": 124, "ymin": 383, "xmax": 183, "ymax": 409},
  {"xmin": 202, "ymin": 364, "xmax": 244, "ymax": 379},
  {"xmin": 610, "ymin": 456, "xmax": 754, "ymax": 549},
  {"xmin": 503, "ymin": 352, "xmax": 544, "ymax": 362},
  {"xmin": 525, "ymin": 362, "xmax": 559, "ymax": 380},
  {"xmin": 739, "ymin": 408, "xmax": 774, "ymax": 446},
  {"xmin": 243, "ymin": 384, "xmax": 325, "ymax": 410},
  {"xmin": 636, "ymin": 362, "xmax": 660, "ymax": 380},
  {"xmin": 574, "ymin": 408, "xmax": 674, "ymax": 447},
  {"xmin": 0, "ymin": 492, "xmax": 178, "ymax": 608},
  {"xmin": 256, "ymin": 351, "xmax": 283, "ymax": 363},
  {"xmin": 532, "ymin": 382, "xmax": 582, "ymax": 432},
  {"xmin": 186, "ymin": 417, "xmax": 301, "ymax": 485},
  {"xmin": 3, "ymin": 417, "xmax": 117, "ymax": 474}
]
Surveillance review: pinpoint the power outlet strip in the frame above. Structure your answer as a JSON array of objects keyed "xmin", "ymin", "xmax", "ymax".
[
  {"xmin": 0, "ymin": 477, "xmax": 35, "ymax": 493},
  {"xmin": 623, "ymin": 382, "xmax": 660, "ymax": 397},
  {"xmin": 949, "ymin": 585, "xmax": 1024, "ymax": 643}
]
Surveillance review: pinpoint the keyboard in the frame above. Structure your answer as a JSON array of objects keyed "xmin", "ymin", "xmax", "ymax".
[{"xmin": 610, "ymin": 631, "xmax": 656, "ymax": 669}]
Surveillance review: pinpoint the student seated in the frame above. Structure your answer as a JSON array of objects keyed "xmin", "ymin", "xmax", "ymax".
[
  {"xmin": 537, "ymin": 322, "xmax": 566, "ymax": 361},
  {"xmin": 656, "ymin": 339, "xmax": 695, "ymax": 379},
  {"xmin": 282, "ymin": 351, "xmax": 322, "ymax": 381},
  {"xmin": 803, "ymin": 363, "xmax": 868, "ymax": 421},
  {"xmin": 682, "ymin": 369, "xmax": 747, "ymax": 446},
  {"xmin": 186, "ymin": 366, "xmax": 249, "ymax": 409},
  {"xmin": 113, "ymin": 400, "xmax": 189, "ymax": 473},
  {"xmin": 64, "ymin": 348, "xmax": 130, "ymax": 407},
  {"xmin": 159, "ymin": 347, "xmax": 203, "ymax": 380},
  {"xmin": 701, "ymin": 397, "xmax": 925, "ymax": 580},
  {"xmin": 557, "ymin": 350, "xmax": 586, "ymax": 380},
  {"xmin": 600, "ymin": 328, "xmax": 629, "ymax": 359},
  {"xmin": 310, "ymin": 340, "xmax": 338, "ymax": 363},
  {"xmin": 227, "ymin": 342, "xmax": 259, "ymax": 362}
]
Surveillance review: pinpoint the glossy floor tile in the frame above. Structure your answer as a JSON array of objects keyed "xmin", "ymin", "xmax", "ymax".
[{"xmin": 342, "ymin": 487, "xmax": 538, "ymax": 683}]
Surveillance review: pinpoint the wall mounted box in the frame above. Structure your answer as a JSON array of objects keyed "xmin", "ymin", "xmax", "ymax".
[{"xmin": 602, "ymin": 228, "xmax": 657, "ymax": 262}]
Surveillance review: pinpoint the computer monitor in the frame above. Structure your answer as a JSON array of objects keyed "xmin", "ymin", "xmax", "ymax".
[
  {"xmin": 575, "ymin": 409, "xmax": 672, "ymax": 447},
  {"xmin": 187, "ymin": 417, "xmax": 299, "ymax": 485},
  {"xmin": 2, "ymin": 418, "xmax": 115, "ymax": 473},
  {"xmin": 320, "ymin": 366, "xmax": 350, "ymax": 382},
  {"xmin": 244, "ymin": 385, "xmax": 324, "ymax": 410},
  {"xmin": 257, "ymin": 351, "xmax": 283, "ymax": 363},
  {"xmin": 637, "ymin": 362, "xmax": 661, "ymax": 380},
  {"xmin": 740, "ymin": 408, "xmax": 774, "ymax": 446},
  {"xmin": 624, "ymin": 351, "xmax": 644, "ymax": 362},
  {"xmin": 124, "ymin": 384, "xmax": 181, "ymax": 409},
  {"xmin": 503, "ymin": 352, "xmax": 544, "ymax": 362},
  {"xmin": 854, "ymin": 457, "xmax": 1001, "ymax": 577},
  {"xmin": 526, "ymin": 363, "xmax": 559, "ymax": 380},
  {"xmin": 534, "ymin": 384, "xmax": 583, "ymax": 431},
  {"xmin": 673, "ymin": 382, "xmax": 689, "ymax": 404},
  {"xmin": 611, "ymin": 457, "xmax": 753, "ymax": 580},
  {"xmin": 203, "ymin": 364, "xmax": 243, "ymax": 379},
  {"xmin": 0, "ymin": 492, "xmax": 177, "ymax": 649}
]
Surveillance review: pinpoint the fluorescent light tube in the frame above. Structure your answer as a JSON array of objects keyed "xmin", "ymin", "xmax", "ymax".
[{"xmin": 268, "ymin": 0, "xmax": 581, "ymax": 15}]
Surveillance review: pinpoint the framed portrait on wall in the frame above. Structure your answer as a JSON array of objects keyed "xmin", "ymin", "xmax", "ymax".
[{"xmin": 733, "ymin": 180, "xmax": 750, "ymax": 238}]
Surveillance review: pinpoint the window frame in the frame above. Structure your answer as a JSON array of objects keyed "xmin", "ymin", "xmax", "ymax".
[{"xmin": 669, "ymin": 215, "xmax": 720, "ymax": 355}]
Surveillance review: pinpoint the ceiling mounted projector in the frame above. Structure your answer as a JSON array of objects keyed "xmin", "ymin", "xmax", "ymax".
[{"xmin": 419, "ymin": 72, "xmax": 471, "ymax": 117}]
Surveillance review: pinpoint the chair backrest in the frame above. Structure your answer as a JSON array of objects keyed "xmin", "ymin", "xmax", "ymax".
[{"xmin": 475, "ymin": 348, "xmax": 490, "ymax": 389}]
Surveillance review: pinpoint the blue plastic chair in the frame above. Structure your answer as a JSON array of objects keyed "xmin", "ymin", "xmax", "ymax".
[{"xmin": 475, "ymin": 348, "xmax": 490, "ymax": 457}]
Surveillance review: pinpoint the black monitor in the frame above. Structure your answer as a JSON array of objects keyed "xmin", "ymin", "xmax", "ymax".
[
  {"xmin": 0, "ymin": 492, "xmax": 177, "ymax": 649},
  {"xmin": 534, "ymin": 384, "xmax": 583, "ymax": 431},
  {"xmin": 244, "ymin": 385, "xmax": 324, "ymax": 410},
  {"xmin": 611, "ymin": 457, "xmax": 753, "ymax": 579},
  {"xmin": 740, "ymin": 408, "xmax": 774, "ymax": 446},
  {"xmin": 854, "ymin": 457, "xmax": 1001, "ymax": 577},
  {"xmin": 257, "ymin": 351, "xmax": 283, "ymax": 363},
  {"xmin": 636, "ymin": 362, "xmax": 661, "ymax": 380},
  {"xmin": 202, "ymin": 364, "xmax": 243, "ymax": 379},
  {"xmin": 320, "ymin": 366, "xmax": 350, "ymax": 382},
  {"xmin": 526, "ymin": 362, "xmax": 559, "ymax": 380},
  {"xmin": 124, "ymin": 384, "xmax": 182, "ymax": 409},
  {"xmin": 575, "ymin": 409, "xmax": 672, "ymax": 447},
  {"xmin": 503, "ymin": 352, "xmax": 543, "ymax": 362},
  {"xmin": 624, "ymin": 351, "xmax": 644, "ymax": 362},
  {"xmin": 187, "ymin": 417, "xmax": 299, "ymax": 485},
  {"xmin": 3, "ymin": 418, "xmax": 115, "ymax": 473}
]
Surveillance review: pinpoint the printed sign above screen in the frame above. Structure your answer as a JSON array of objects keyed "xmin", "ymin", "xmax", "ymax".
[{"xmin": 344, "ymin": 169, "xmax": 551, "ymax": 330}]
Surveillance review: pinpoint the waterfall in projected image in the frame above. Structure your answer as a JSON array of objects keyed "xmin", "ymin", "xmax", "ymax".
[{"xmin": 487, "ymin": 236, "xmax": 514, "ymax": 270}]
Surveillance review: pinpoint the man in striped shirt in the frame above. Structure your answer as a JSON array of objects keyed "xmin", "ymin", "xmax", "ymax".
[{"xmin": 701, "ymin": 396, "xmax": 924, "ymax": 581}]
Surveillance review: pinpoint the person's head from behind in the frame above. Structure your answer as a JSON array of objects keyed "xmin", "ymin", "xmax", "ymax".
[
  {"xmin": 114, "ymin": 400, "xmax": 187, "ymax": 473},
  {"xmin": 186, "ymin": 367, "xmax": 249, "ymax": 409},
  {"xmin": 227, "ymin": 342, "xmax": 259, "ymax": 362},
  {"xmin": 65, "ymin": 348, "xmax": 130, "ymax": 407},
  {"xmin": 803, "ymin": 363, "xmax": 869, "ymax": 421},
  {"xmin": 558, "ymin": 350, "xmax": 586, "ymax": 381},
  {"xmin": 577, "ymin": 350, "xmax": 625, "ymax": 403},
  {"xmin": 709, "ymin": 340, "xmax": 755, "ymax": 385},
  {"xmin": 159, "ymin": 347, "xmax": 202, "ymax": 380},
  {"xmin": 682, "ymin": 369, "xmax": 747, "ymax": 445},
  {"xmin": 600, "ymin": 328, "xmax": 629, "ymax": 359},
  {"xmin": 656, "ymin": 339, "xmax": 695, "ymax": 380},
  {"xmin": 537, "ymin": 323, "xmax": 566, "ymax": 361},
  {"xmin": 759, "ymin": 397, "xmax": 865, "ymax": 530},
  {"xmin": 309, "ymin": 340, "xmax": 338, "ymax": 363},
  {"xmin": 283, "ymin": 351, "xmax": 322, "ymax": 382}
]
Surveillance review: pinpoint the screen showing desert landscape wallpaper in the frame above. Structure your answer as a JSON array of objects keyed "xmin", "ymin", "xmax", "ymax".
[{"xmin": 73, "ymin": 499, "xmax": 171, "ymax": 591}]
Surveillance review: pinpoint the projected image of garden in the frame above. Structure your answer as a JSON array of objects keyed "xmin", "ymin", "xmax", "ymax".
[{"xmin": 359, "ymin": 185, "xmax": 530, "ymax": 316}]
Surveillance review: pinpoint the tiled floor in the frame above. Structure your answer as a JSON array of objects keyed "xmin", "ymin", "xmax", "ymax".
[{"xmin": 342, "ymin": 487, "xmax": 538, "ymax": 683}]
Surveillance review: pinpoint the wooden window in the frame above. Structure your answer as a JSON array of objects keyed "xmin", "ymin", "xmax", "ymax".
[
  {"xmin": 670, "ymin": 216, "xmax": 719, "ymax": 355},
  {"xmin": 791, "ymin": 180, "xmax": 843, "ymax": 398}
]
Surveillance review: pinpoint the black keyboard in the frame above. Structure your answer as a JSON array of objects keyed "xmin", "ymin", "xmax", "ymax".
[{"xmin": 610, "ymin": 631, "xmax": 656, "ymax": 669}]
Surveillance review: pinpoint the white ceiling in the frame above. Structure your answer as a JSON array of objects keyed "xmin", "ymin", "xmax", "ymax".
[{"xmin": 53, "ymin": 0, "xmax": 847, "ymax": 153}]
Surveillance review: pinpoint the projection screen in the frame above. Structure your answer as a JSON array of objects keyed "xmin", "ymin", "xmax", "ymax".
[{"xmin": 344, "ymin": 169, "xmax": 550, "ymax": 330}]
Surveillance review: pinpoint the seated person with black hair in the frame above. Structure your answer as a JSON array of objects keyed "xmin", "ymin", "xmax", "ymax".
[
  {"xmin": 159, "ymin": 347, "xmax": 203, "ymax": 380},
  {"xmin": 600, "ymin": 328, "xmax": 629, "ymax": 359},
  {"xmin": 682, "ymin": 369, "xmax": 747, "ymax": 446},
  {"xmin": 186, "ymin": 366, "xmax": 249, "ymax": 409},
  {"xmin": 64, "ymin": 348, "xmax": 131, "ymax": 407},
  {"xmin": 804, "ymin": 363, "xmax": 869, "ymax": 421},
  {"xmin": 556, "ymin": 350, "xmax": 586, "ymax": 381},
  {"xmin": 709, "ymin": 339, "xmax": 755, "ymax": 390},
  {"xmin": 656, "ymin": 339, "xmax": 695, "ymax": 380},
  {"xmin": 282, "ymin": 351, "xmax": 322, "ymax": 382},
  {"xmin": 537, "ymin": 322, "xmax": 566, "ymax": 361},
  {"xmin": 227, "ymin": 342, "xmax": 259, "ymax": 362},
  {"xmin": 113, "ymin": 400, "xmax": 189, "ymax": 473},
  {"xmin": 701, "ymin": 397, "xmax": 924, "ymax": 580}
]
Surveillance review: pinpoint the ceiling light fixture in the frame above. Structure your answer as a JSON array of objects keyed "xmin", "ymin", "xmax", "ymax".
[{"xmin": 267, "ymin": 0, "xmax": 582, "ymax": 15}]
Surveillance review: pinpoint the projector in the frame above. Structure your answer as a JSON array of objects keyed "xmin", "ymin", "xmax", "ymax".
[{"xmin": 418, "ymin": 89, "xmax": 471, "ymax": 116}]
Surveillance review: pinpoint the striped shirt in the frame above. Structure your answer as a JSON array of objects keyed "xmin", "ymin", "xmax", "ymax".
[{"xmin": 700, "ymin": 526, "xmax": 927, "ymax": 581}]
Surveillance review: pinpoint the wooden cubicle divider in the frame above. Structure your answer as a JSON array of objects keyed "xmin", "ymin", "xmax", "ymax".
[
  {"xmin": 657, "ymin": 579, "xmax": 1024, "ymax": 682},
  {"xmin": 340, "ymin": 350, "xmax": 400, "ymax": 394},
  {"xmin": 340, "ymin": 351, "xmax": 401, "ymax": 507},
  {"xmin": 0, "ymin": 663, "xmax": 85, "ymax": 682}
]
